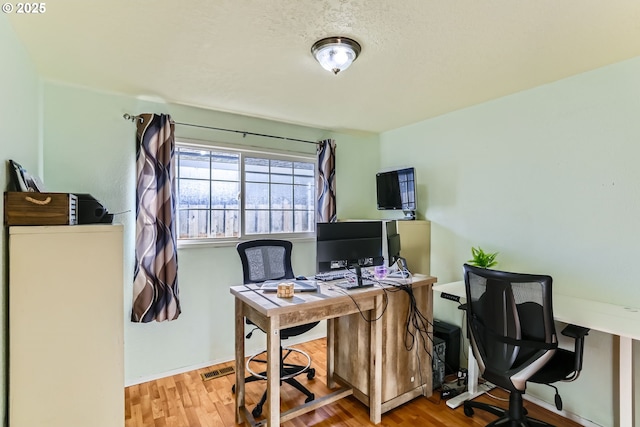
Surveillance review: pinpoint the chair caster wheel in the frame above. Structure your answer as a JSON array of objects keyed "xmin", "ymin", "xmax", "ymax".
[
  {"xmin": 463, "ymin": 405, "xmax": 474, "ymax": 417},
  {"xmin": 305, "ymin": 394, "xmax": 315, "ymax": 403},
  {"xmin": 231, "ymin": 384, "xmax": 236, "ymax": 394},
  {"xmin": 307, "ymin": 368, "xmax": 316, "ymax": 380},
  {"xmin": 252, "ymin": 404, "xmax": 263, "ymax": 418}
]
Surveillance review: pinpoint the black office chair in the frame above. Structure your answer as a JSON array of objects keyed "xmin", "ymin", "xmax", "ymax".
[
  {"xmin": 234, "ymin": 239, "xmax": 317, "ymax": 418},
  {"xmin": 462, "ymin": 264, "xmax": 589, "ymax": 426}
]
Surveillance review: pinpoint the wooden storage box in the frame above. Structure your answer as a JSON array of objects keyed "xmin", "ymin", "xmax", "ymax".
[{"xmin": 4, "ymin": 192, "xmax": 78, "ymax": 225}]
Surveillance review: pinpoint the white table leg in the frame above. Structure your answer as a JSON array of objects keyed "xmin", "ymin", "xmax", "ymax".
[
  {"xmin": 446, "ymin": 344, "xmax": 494, "ymax": 409},
  {"xmin": 619, "ymin": 336, "xmax": 633, "ymax": 427}
]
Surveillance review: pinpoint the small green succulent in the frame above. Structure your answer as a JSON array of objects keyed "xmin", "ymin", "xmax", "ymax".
[{"xmin": 468, "ymin": 246, "xmax": 498, "ymax": 269}]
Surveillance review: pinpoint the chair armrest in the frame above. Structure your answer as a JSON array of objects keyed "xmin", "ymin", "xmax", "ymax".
[
  {"xmin": 561, "ymin": 324, "xmax": 590, "ymax": 339},
  {"xmin": 561, "ymin": 324, "xmax": 590, "ymax": 376}
]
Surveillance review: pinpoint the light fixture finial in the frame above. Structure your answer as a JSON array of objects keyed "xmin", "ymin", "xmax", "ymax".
[{"xmin": 311, "ymin": 37, "xmax": 361, "ymax": 75}]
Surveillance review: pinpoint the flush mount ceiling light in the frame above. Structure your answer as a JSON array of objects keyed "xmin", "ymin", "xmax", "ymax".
[{"xmin": 311, "ymin": 36, "xmax": 361, "ymax": 75}]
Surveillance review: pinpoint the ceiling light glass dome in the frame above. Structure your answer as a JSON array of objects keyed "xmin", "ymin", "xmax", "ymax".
[{"xmin": 311, "ymin": 37, "xmax": 361, "ymax": 75}]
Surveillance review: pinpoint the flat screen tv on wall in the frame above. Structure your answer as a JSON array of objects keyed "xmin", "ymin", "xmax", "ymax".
[{"xmin": 376, "ymin": 167, "xmax": 416, "ymax": 220}]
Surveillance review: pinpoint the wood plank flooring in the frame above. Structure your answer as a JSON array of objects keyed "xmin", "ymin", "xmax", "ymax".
[{"xmin": 125, "ymin": 338, "xmax": 583, "ymax": 427}]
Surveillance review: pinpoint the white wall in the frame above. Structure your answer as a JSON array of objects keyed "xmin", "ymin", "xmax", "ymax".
[
  {"xmin": 379, "ymin": 56, "xmax": 640, "ymax": 427},
  {"xmin": 0, "ymin": 15, "xmax": 42, "ymax": 425},
  {"xmin": 39, "ymin": 81, "xmax": 380, "ymax": 384}
]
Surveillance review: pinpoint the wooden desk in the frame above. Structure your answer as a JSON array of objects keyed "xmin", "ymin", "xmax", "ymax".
[
  {"xmin": 231, "ymin": 275, "xmax": 436, "ymax": 427},
  {"xmin": 330, "ymin": 276, "xmax": 435, "ymax": 413},
  {"xmin": 434, "ymin": 281, "xmax": 640, "ymax": 427}
]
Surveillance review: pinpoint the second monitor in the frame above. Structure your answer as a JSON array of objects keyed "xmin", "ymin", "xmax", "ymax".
[{"xmin": 316, "ymin": 221, "xmax": 383, "ymax": 289}]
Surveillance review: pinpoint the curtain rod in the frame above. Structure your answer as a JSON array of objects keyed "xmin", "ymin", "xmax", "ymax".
[{"xmin": 123, "ymin": 113, "xmax": 319, "ymax": 145}]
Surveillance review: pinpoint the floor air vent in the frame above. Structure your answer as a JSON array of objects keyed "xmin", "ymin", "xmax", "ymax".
[{"xmin": 201, "ymin": 366, "xmax": 235, "ymax": 381}]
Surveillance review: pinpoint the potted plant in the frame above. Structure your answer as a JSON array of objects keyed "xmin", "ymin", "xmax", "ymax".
[{"xmin": 468, "ymin": 246, "xmax": 498, "ymax": 269}]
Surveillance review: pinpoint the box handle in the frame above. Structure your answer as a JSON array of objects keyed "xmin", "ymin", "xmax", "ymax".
[{"xmin": 25, "ymin": 195, "xmax": 52, "ymax": 205}]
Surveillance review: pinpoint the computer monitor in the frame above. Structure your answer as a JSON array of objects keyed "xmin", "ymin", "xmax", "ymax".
[
  {"xmin": 385, "ymin": 221, "xmax": 401, "ymax": 267},
  {"xmin": 376, "ymin": 167, "xmax": 416, "ymax": 220},
  {"xmin": 316, "ymin": 221, "xmax": 383, "ymax": 288}
]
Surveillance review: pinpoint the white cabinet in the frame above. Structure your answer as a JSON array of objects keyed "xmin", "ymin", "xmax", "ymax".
[{"xmin": 9, "ymin": 225, "xmax": 124, "ymax": 427}]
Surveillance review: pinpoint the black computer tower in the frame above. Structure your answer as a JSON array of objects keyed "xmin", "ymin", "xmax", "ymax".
[
  {"xmin": 432, "ymin": 336, "xmax": 446, "ymax": 390},
  {"xmin": 433, "ymin": 319, "xmax": 461, "ymax": 375}
]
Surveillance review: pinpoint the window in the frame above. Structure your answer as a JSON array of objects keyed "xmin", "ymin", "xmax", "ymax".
[{"xmin": 176, "ymin": 143, "xmax": 315, "ymax": 241}]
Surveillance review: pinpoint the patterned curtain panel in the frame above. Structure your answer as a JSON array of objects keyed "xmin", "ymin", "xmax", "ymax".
[
  {"xmin": 131, "ymin": 113, "xmax": 181, "ymax": 322},
  {"xmin": 317, "ymin": 139, "xmax": 337, "ymax": 223}
]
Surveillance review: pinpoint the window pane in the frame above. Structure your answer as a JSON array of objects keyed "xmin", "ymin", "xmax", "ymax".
[
  {"xmin": 271, "ymin": 184, "xmax": 292, "ymax": 209},
  {"xmin": 178, "ymin": 179, "xmax": 209, "ymax": 207},
  {"xmin": 245, "ymin": 210, "xmax": 269, "ymax": 235},
  {"xmin": 294, "ymin": 210, "xmax": 314, "ymax": 232},
  {"xmin": 246, "ymin": 182, "xmax": 269, "ymax": 209},
  {"xmin": 212, "ymin": 181, "xmax": 239, "ymax": 208},
  {"xmin": 271, "ymin": 160, "xmax": 292, "ymax": 173},
  {"xmin": 294, "ymin": 175, "xmax": 313, "ymax": 186},
  {"xmin": 245, "ymin": 171, "xmax": 269, "ymax": 182},
  {"xmin": 293, "ymin": 184, "xmax": 313, "ymax": 208},
  {"xmin": 271, "ymin": 210, "xmax": 293, "ymax": 233},
  {"xmin": 245, "ymin": 157, "xmax": 269, "ymax": 182},
  {"xmin": 211, "ymin": 209, "xmax": 239, "ymax": 237},
  {"xmin": 294, "ymin": 161, "xmax": 314, "ymax": 176},
  {"xmin": 178, "ymin": 209, "xmax": 208, "ymax": 238},
  {"xmin": 211, "ymin": 152, "xmax": 239, "ymax": 181},
  {"xmin": 178, "ymin": 149, "xmax": 211, "ymax": 179},
  {"xmin": 271, "ymin": 161, "xmax": 292, "ymax": 184},
  {"xmin": 271, "ymin": 173, "xmax": 292, "ymax": 184}
]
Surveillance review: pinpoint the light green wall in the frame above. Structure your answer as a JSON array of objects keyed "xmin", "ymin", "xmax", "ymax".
[
  {"xmin": 39, "ymin": 81, "xmax": 379, "ymax": 383},
  {"xmin": 0, "ymin": 15, "xmax": 41, "ymax": 427},
  {"xmin": 380, "ymin": 56, "xmax": 640, "ymax": 427}
]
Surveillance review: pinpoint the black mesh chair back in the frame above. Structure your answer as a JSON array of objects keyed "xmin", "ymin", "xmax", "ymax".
[
  {"xmin": 462, "ymin": 263, "xmax": 589, "ymax": 426},
  {"xmin": 234, "ymin": 239, "xmax": 317, "ymax": 417},
  {"xmin": 236, "ymin": 239, "xmax": 317, "ymax": 338},
  {"xmin": 465, "ymin": 264, "xmax": 556, "ymax": 392},
  {"xmin": 237, "ymin": 240, "xmax": 294, "ymax": 283}
]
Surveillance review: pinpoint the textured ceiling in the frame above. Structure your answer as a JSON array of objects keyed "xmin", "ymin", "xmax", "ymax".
[{"xmin": 7, "ymin": 0, "xmax": 640, "ymax": 134}]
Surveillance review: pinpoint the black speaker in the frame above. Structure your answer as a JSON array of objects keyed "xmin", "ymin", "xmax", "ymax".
[{"xmin": 433, "ymin": 319, "xmax": 461, "ymax": 375}]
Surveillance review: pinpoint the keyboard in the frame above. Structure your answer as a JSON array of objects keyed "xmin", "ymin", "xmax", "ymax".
[
  {"xmin": 315, "ymin": 270, "xmax": 349, "ymax": 281},
  {"xmin": 335, "ymin": 279, "xmax": 374, "ymax": 290}
]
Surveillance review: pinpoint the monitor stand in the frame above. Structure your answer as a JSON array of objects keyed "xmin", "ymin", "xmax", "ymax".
[
  {"xmin": 402, "ymin": 210, "xmax": 415, "ymax": 220},
  {"xmin": 335, "ymin": 266, "xmax": 374, "ymax": 290},
  {"xmin": 387, "ymin": 257, "xmax": 411, "ymax": 279}
]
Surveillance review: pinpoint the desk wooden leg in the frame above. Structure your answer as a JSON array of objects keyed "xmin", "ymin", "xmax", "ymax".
[
  {"xmin": 369, "ymin": 294, "xmax": 383, "ymax": 424},
  {"xmin": 326, "ymin": 318, "xmax": 336, "ymax": 389},
  {"xmin": 619, "ymin": 336, "xmax": 633, "ymax": 427},
  {"xmin": 266, "ymin": 316, "xmax": 281, "ymax": 427},
  {"xmin": 234, "ymin": 299, "xmax": 245, "ymax": 424}
]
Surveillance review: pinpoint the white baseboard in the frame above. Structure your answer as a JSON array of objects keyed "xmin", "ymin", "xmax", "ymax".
[
  {"xmin": 125, "ymin": 358, "xmax": 232, "ymax": 387},
  {"xmin": 125, "ymin": 329, "xmax": 328, "ymax": 387},
  {"xmin": 522, "ymin": 394, "xmax": 604, "ymax": 427}
]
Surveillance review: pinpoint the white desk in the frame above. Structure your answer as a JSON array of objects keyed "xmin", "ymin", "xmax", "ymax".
[{"xmin": 433, "ymin": 281, "xmax": 639, "ymax": 427}]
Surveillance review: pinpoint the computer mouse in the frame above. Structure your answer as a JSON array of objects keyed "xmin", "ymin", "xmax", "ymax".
[{"xmin": 296, "ymin": 276, "xmax": 307, "ymax": 280}]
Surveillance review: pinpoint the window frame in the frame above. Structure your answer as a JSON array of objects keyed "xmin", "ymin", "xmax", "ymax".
[{"xmin": 175, "ymin": 138, "xmax": 317, "ymax": 248}]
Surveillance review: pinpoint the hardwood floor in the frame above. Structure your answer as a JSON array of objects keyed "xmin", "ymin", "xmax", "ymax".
[{"xmin": 125, "ymin": 338, "xmax": 583, "ymax": 427}]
